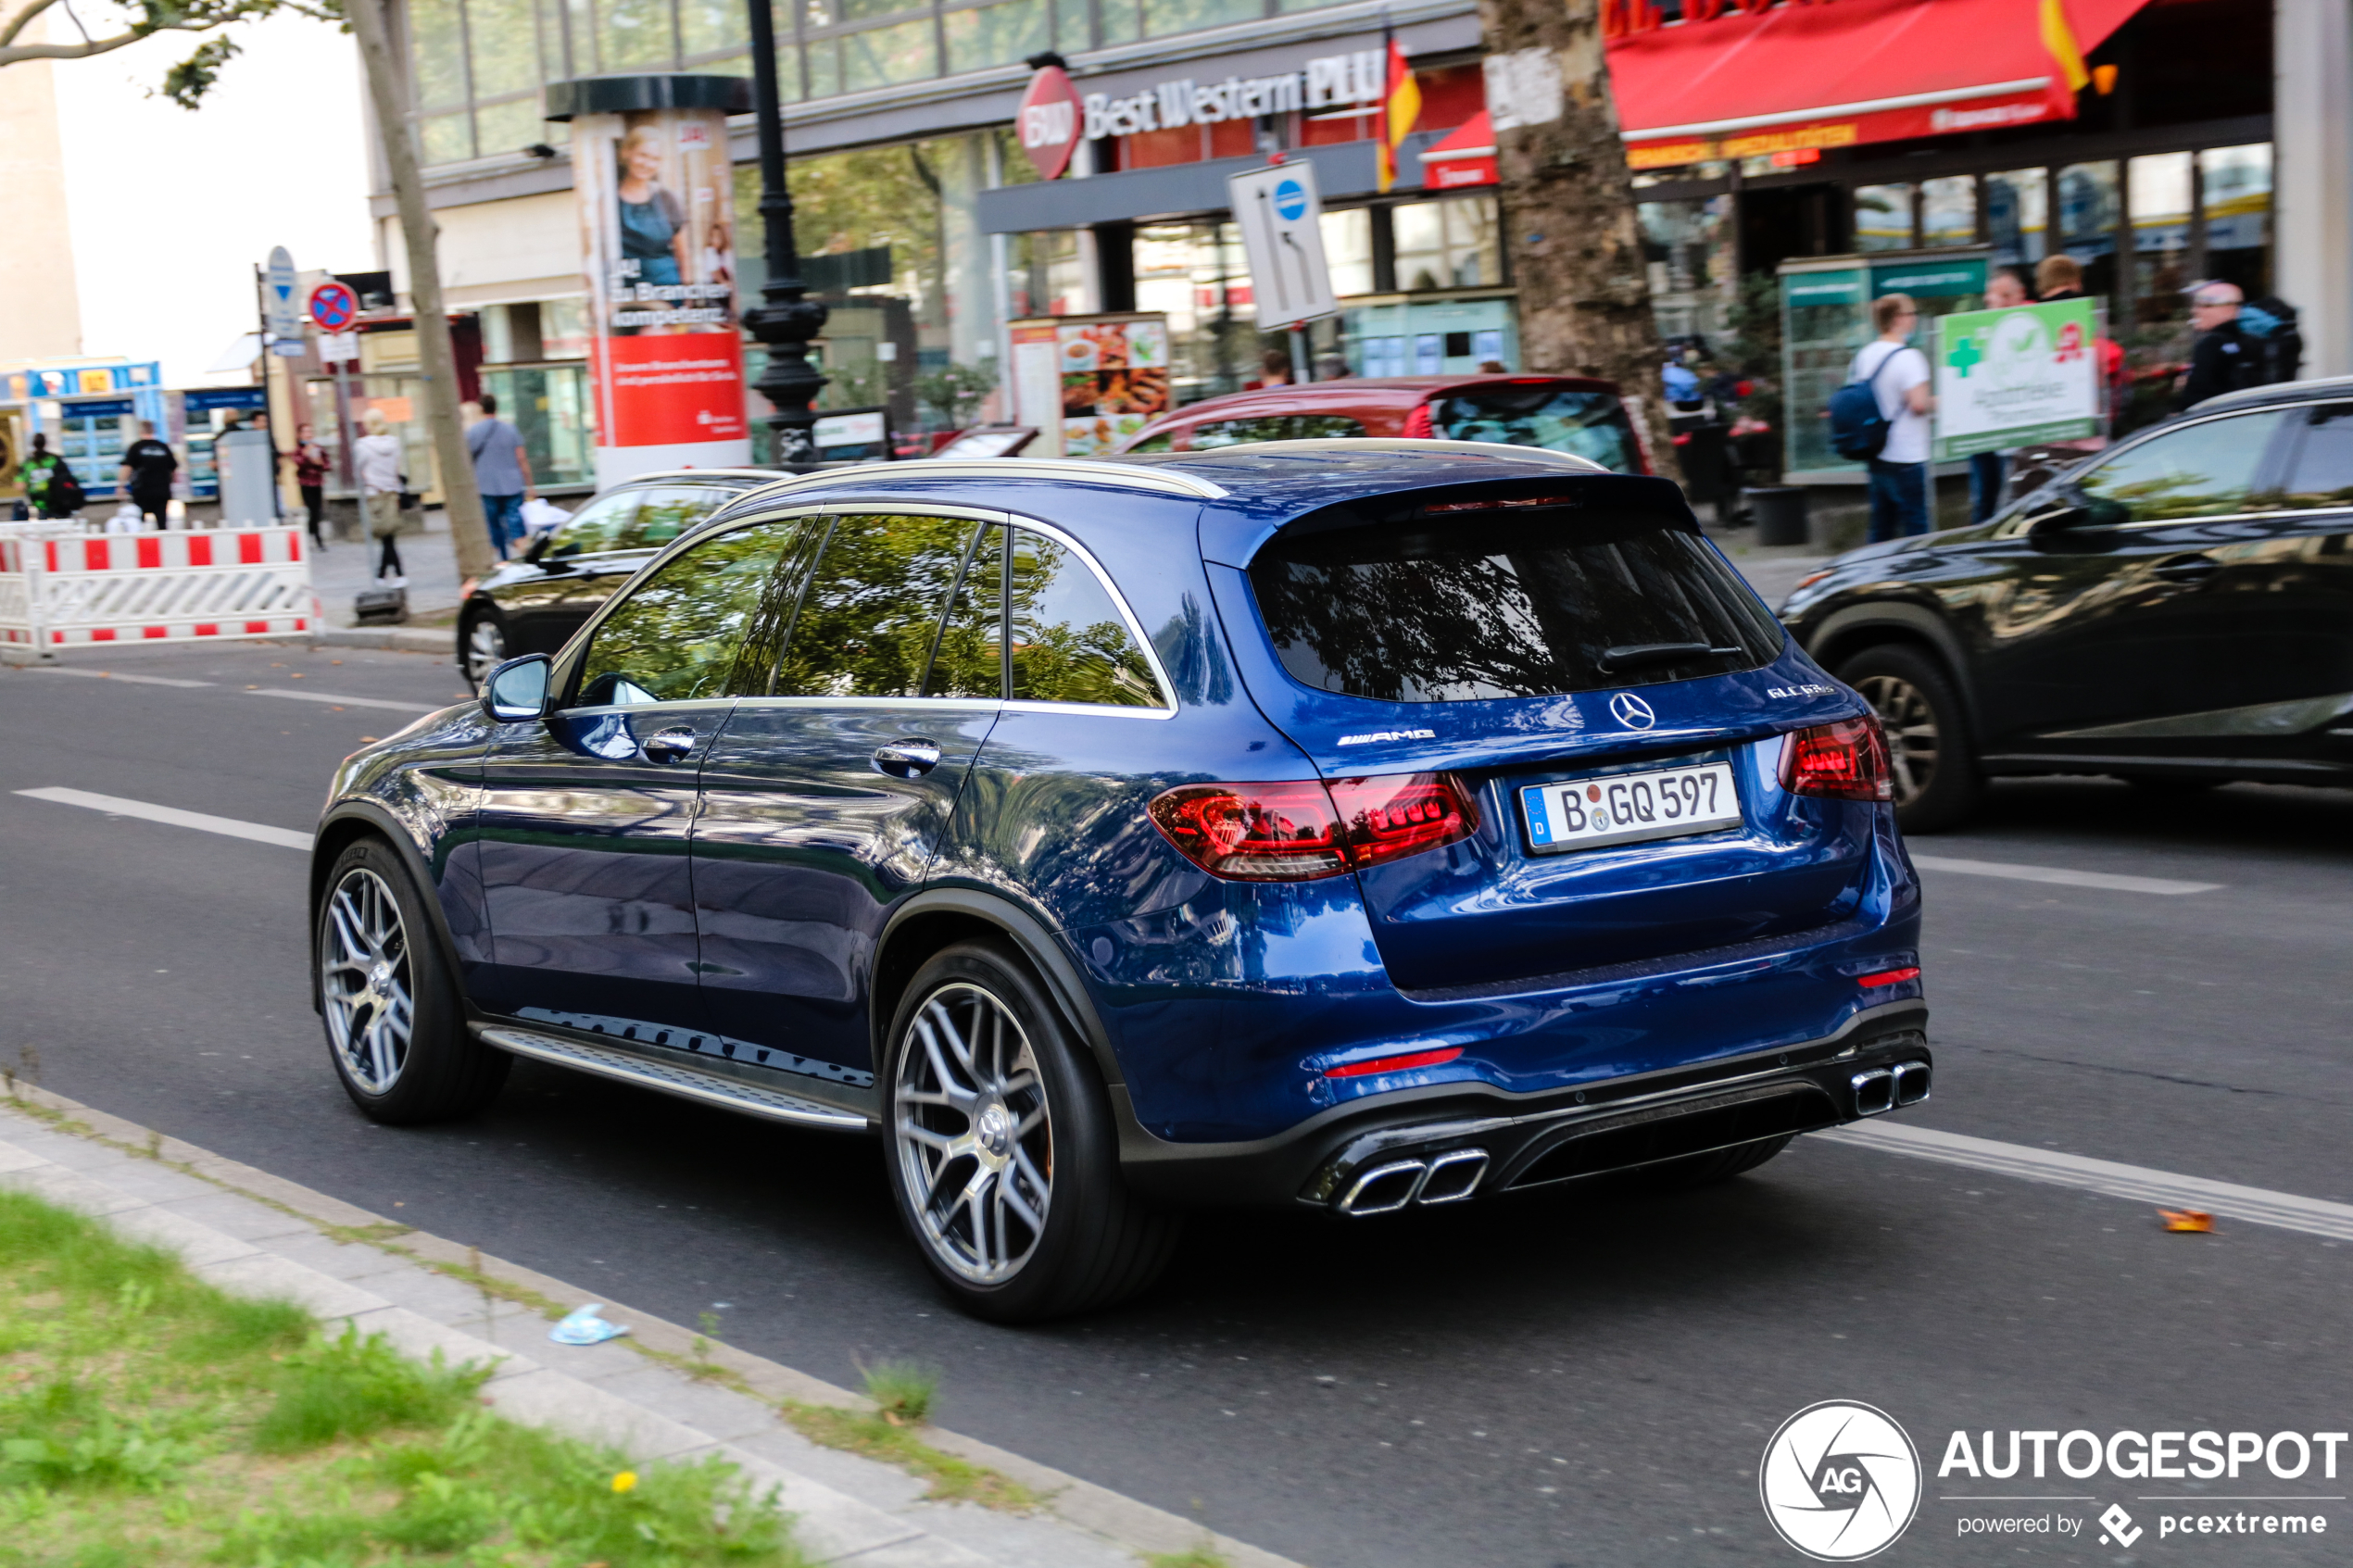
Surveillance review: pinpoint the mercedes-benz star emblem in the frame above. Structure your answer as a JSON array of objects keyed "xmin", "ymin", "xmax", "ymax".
[{"xmin": 1608, "ymin": 692, "xmax": 1658, "ymax": 730}]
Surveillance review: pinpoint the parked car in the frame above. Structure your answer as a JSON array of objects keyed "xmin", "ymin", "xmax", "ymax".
[
  {"xmin": 315, "ymin": 443, "xmax": 1929, "ymax": 1322},
  {"xmin": 1117, "ymin": 374, "xmax": 1649, "ymax": 473},
  {"xmin": 455, "ymin": 469, "xmax": 778, "ymax": 684},
  {"xmin": 1780, "ymin": 377, "xmax": 2353, "ymax": 831}
]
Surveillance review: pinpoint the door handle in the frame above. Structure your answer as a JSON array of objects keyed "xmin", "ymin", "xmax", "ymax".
[
  {"xmin": 2152, "ymin": 555, "xmax": 2220, "ymax": 584},
  {"xmin": 872, "ymin": 740, "xmax": 943, "ymax": 779},
  {"xmin": 641, "ymin": 726, "xmax": 698, "ymax": 763}
]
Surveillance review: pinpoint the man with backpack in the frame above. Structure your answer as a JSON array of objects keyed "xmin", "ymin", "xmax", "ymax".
[
  {"xmin": 2175, "ymin": 282, "xmax": 2302, "ymax": 408},
  {"xmin": 1836, "ymin": 293, "xmax": 1936, "ymax": 542},
  {"xmin": 21, "ymin": 433, "xmax": 82, "ymax": 519}
]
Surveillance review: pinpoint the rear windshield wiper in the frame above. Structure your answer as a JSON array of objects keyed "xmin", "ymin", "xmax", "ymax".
[{"xmin": 1597, "ymin": 642, "xmax": 1743, "ymax": 674}]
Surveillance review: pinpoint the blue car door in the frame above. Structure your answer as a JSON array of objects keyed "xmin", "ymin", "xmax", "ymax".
[
  {"xmin": 690, "ymin": 508, "xmax": 1004, "ymax": 1085},
  {"xmin": 471, "ymin": 517, "xmax": 806, "ymax": 1044}
]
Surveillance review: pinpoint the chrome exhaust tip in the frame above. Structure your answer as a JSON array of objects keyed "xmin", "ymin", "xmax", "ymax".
[
  {"xmin": 1892, "ymin": 1060, "xmax": 1931, "ymax": 1107},
  {"xmin": 1416, "ymin": 1148, "xmax": 1489, "ymax": 1205},
  {"xmin": 1338, "ymin": 1160, "xmax": 1427, "ymax": 1216},
  {"xmin": 1851, "ymin": 1068, "xmax": 1895, "ymax": 1116}
]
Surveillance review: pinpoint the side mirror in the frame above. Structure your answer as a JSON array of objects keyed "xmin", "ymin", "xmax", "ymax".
[
  {"xmin": 2024, "ymin": 488, "xmax": 2128, "ymax": 545},
  {"xmin": 481, "ymin": 654, "xmax": 551, "ymax": 721},
  {"xmin": 522, "ymin": 530, "xmax": 553, "ymax": 564}
]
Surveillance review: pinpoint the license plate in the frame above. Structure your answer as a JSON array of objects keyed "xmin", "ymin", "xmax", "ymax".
[{"xmin": 1521, "ymin": 761, "xmax": 1742, "ymax": 854}]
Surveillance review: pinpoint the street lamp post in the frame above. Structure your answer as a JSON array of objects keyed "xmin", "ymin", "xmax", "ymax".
[{"xmin": 743, "ymin": 0, "xmax": 828, "ymax": 466}]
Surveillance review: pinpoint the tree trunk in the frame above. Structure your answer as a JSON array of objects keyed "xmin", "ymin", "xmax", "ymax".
[
  {"xmin": 1473, "ymin": 8, "xmax": 1680, "ymax": 483},
  {"xmin": 346, "ymin": 0, "xmax": 497, "ymax": 583}
]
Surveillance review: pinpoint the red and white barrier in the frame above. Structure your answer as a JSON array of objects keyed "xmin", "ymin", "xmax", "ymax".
[{"xmin": 0, "ymin": 523, "xmax": 318, "ymax": 655}]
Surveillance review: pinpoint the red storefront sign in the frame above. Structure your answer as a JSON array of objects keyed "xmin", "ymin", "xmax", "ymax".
[{"xmin": 592, "ymin": 334, "xmax": 749, "ymax": 446}]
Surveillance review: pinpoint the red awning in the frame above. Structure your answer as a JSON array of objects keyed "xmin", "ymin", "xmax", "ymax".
[
  {"xmin": 1421, "ymin": 110, "xmax": 1498, "ymax": 189},
  {"xmin": 1608, "ymin": 0, "xmax": 2148, "ymax": 168}
]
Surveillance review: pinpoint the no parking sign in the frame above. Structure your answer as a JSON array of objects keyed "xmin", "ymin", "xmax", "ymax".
[{"xmin": 308, "ymin": 281, "xmax": 358, "ymax": 332}]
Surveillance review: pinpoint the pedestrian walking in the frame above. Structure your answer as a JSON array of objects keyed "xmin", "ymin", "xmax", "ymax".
[
  {"xmin": 353, "ymin": 409, "xmax": 407, "ymax": 583},
  {"xmin": 464, "ymin": 394, "xmax": 535, "ymax": 559},
  {"xmin": 290, "ymin": 425, "xmax": 331, "ymax": 550},
  {"xmin": 2172, "ymin": 282, "xmax": 2280, "ymax": 409},
  {"xmin": 20, "ymin": 433, "xmax": 74, "ymax": 519},
  {"xmin": 117, "ymin": 420, "xmax": 177, "ymax": 530},
  {"xmin": 1968, "ymin": 267, "xmax": 2032, "ymax": 522},
  {"xmin": 1850, "ymin": 293, "xmax": 1935, "ymax": 542}
]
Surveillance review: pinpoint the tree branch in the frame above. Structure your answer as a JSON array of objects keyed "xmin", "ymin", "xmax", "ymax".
[{"xmin": 0, "ymin": 0, "xmax": 63, "ymax": 49}]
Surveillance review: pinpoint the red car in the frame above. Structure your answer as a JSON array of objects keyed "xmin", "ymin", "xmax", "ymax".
[{"xmin": 1115, "ymin": 373, "xmax": 1649, "ymax": 473}]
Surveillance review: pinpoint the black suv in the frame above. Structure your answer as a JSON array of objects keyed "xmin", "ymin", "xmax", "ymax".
[
  {"xmin": 1780, "ymin": 377, "xmax": 2353, "ymax": 830},
  {"xmin": 456, "ymin": 469, "xmax": 776, "ymax": 683}
]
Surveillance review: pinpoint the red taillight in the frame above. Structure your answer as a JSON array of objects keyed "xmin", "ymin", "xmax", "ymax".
[
  {"xmin": 1857, "ymin": 966, "xmax": 1921, "ymax": 987},
  {"xmin": 1781, "ymin": 717, "xmax": 1893, "ymax": 802},
  {"xmin": 1149, "ymin": 773, "xmax": 1478, "ymax": 881},
  {"xmin": 1325, "ymin": 1046, "xmax": 1464, "ymax": 1079},
  {"xmin": 1402, "ymin": 402, "xmax": 1435, "ymax": 439}
]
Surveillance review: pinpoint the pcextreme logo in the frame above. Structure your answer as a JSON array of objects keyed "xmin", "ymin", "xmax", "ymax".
[{"xmin": 1760, "ymin": 1401, "xmax": 1923, "ymax": 1561}]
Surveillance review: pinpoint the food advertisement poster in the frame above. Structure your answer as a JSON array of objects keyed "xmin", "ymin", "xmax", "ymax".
[
  {"xmin": 569, "ymin": 103, "xmax": 750, "ymax": 483},
  {"xmin": 1009, "ymin": 313, "xmax": 1170, "ymax": 458}
]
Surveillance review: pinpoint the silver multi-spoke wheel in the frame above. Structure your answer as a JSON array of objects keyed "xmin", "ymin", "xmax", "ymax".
[
  {"xmin": 1856, "ymin": 672, "xmax": 1937, "ymax": 807},
  {"xmin": 463, "ymin": 616, "xmax": 507, "ymax": 686},
  {"xmin": 893, "ymin": 983, "xmax": 1053, "ymax": 1286},
  {"xmin": 321, "ymin": 868, "xmax": 414, "ymax": 1095}
]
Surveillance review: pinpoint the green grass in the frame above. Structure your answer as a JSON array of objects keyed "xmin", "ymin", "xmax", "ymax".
[
  {"xmin": 0, "ymin": 1186, "xmax": 806, "ymax": 1566},
  {"xmin": 857, "ymin": 1359, "xmax": 938, "ymax": 1426},
  {"xmin": 1144, "ymin": 1551, "xmax": 1231, "ymax": 1568},
  {"xmin": 778, "ymin": 1400, "xmax": 1040, "ymax": 1512}
]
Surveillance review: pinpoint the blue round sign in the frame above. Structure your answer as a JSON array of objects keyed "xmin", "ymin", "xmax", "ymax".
[{"xmin": 1273, "ymin": 179, "xmax": 1308, "ymax": 222}]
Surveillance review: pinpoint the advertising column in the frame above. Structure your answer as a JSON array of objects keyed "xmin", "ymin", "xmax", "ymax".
[{"xmin": 548, "ymin": 76, "xmax": 753, "ymax": 485}]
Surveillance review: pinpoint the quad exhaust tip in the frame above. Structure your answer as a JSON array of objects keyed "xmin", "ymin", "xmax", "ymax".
[
  {"xmin": 1852, "ymin": 1061, "xmax": 1931, "ymax": 1117},
  {"xmin": 1336, "ymin": 1148, "xmax": 1490, "ymax": 1215}
]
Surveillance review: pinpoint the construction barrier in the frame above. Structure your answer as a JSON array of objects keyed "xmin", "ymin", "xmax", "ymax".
[{"xmin": 0, "ymin": 524, "xmax": 318, "ymax": 655}]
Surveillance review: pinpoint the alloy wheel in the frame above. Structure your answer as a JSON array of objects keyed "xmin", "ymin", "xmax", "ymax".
[
  {"xmin": 321, "ymin": 868, "xmax": 414, "ymax": 1094},
  {"xmin": 464, "ymin": 617, "xmax": 507, "ymax": 686},
  {"xmin": 1856, "ymin": 673, "xmax": 1938, "ymax": 806},
  {"xmin": 893, "ymin": 982, "xmax": 1053, "ymax": 1285}
]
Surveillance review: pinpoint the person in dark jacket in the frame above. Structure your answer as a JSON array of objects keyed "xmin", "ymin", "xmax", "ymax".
[
  {"xmin": 118, "ymin": 420, "xmax": 177, "ymax": 529},
  {"xmin": 2175, "ymin": 282, "xmax": 2259, "ymax": 409}
]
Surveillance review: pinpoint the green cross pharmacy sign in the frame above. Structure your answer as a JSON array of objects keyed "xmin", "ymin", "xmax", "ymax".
[{"xmin": 1931, "ymin": 297, "xmax": 2101, "ymax": 459}]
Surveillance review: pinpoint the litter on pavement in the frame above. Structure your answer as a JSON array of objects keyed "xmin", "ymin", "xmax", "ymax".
[{"xmin": 549, "ymin": 1303, "xmax": 632, "ymax": 1344}]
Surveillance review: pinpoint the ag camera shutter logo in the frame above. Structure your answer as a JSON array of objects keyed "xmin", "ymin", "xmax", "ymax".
[{"xmin": 1760, "ymin": 1400, "xmax": 1921, "ymax": 1561}]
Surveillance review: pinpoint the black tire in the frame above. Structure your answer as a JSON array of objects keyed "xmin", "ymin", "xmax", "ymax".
[
  {"xmin": 459, "ymin": 608, "xmax": 509, "ymax": 688},
  {"xmin": 1837, "ymin": 644, "xmax": 1982, "ymax": 833},
  {"xmin": 316, "ymin": 837, "xmax": 509, "ymax": 1124},
  {"xmin": 880, "ymin": 940, "xmax": 1179, "ymax": 1323},
  {"xmin": 1632, "ymin": 1135, "xmax": 1793, "ymax": 1193}
]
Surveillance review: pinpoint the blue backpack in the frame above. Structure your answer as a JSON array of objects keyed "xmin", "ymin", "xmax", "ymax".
[{"xmin": 1828, "ymin": 346, "xmax": 1905, "ymax": 461}]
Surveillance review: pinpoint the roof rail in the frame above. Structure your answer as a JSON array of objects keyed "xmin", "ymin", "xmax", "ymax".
[
  {"xmin": 1164, "ymin": 438, "xmax": 1610, "ymax": 470},
  {"xmin": 729, "ymin": 457, "xmax": 1229, "ymax": 503}
]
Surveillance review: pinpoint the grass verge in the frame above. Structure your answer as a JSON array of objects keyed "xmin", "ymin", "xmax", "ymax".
[
  {"xmin": 777, "ymin": 1400, "xmax": 1041, "ymax": 1512},
  {"xmin": 0, "ymin": 1185, "xmax": 805, "ymax": 1565}
]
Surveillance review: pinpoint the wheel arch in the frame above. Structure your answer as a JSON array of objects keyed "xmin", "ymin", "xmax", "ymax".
[
  {"xmin": 1805, "ymin": 602, "xmax": 1981, "ymax": 730},
  {"xmin": 308, "ymin": 803, "xmax": 470, "ymax": 1017}
]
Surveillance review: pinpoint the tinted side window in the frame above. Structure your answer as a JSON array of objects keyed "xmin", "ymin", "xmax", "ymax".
[
  {"xmin": 775, "ymin": 513, "xmax": 979, "ymax": 698},
  {"xmin": 1009, "ymin": 530, "xmax": 1164, "ymax": 708},
  {"xmin": 1190, "ymin": 414, "xmax": 1365, "ymax": 449},
  {"xmin": 1436, "ymin": 388, "xmax": 1641, "ymax": 473},
  {"xmin": 923, "ymin": 525, "xmax": 1005, "ymax": 699},
  {"xmin": 573, "ymin": 521, "xmax": 801, "ymax": 707},
  {"xmin": 546, "ymin": 490, "xmax": 642, "ymax": 558},
  {"xmin": 2077, "ymin": 410, "xmax": 2288, "ymax": 521},
  {"xmin": 622, "ymin": 484, "xmax": 737, "ymax": 550},
  {"xmin": 2277, "ymin": 404, "xmax": 2353, "ymax": 508}
]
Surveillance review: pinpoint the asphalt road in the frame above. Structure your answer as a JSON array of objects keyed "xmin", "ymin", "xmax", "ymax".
[{"xmin": 5, "ymin": 638, "xmax": 2350, "ymax": 1568}]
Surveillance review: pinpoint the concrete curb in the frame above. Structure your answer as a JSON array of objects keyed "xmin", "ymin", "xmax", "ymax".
[
  {"xmin": 302, "ymin": 626, "xmax": 456, "ymax": 655},
  {"xmin": 0, "ymin": 1083, "xmax": 1304, "ymax": 1568}
]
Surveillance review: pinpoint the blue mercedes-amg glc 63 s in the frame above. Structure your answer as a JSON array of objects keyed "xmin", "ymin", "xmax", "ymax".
[{"xmin": 309, "ymin": 441, "xmax": 1930, "ymax": 1321}]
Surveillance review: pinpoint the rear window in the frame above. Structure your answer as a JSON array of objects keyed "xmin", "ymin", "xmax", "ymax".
[
  {"xmin": 1434, "ymin": 387, "xmax": 1641, "ymax": 473},
  {"xmin": 1247, "ymin": 508, "xmax": 1782, "ymax": 702}
]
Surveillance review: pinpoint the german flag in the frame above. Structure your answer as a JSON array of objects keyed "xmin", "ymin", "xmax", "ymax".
[{"xmin": 1376, "ymin": 30, "xmax": 1421, "ymax": 194}]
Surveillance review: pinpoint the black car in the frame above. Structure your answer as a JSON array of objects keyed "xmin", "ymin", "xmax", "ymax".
[
  {"xmin": 1780, "ymin": 377, "xmax": 2353, "ymax": 830},
  {"xmin": 456, "ymin": 469, "xmax": 777, "ymax": 683}
]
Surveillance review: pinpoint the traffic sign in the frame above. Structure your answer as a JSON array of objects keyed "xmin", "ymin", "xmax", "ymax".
[
  {"xmin": 264, "ymin": 246, "xmax": 300, "ymax": 338},
  {"xmin": 1227, "ymin": 162, "xmax": 1337, "ymax": 331},
  {"xmin": 308, "ymin": 280, "xmax": 358, "ymax": 332}
]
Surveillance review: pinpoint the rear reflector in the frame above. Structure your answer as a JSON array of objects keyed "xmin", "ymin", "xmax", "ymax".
[
  {"xmin": 1149, "ymin": 772, "xmax": 1478, "ymax": 882},
  {"xmin": 1326, "ymin": 1046, "xmax": 1464, "ymax": 1079},
  {"xmin": 1857, "ymin": 966, "xmax": 1921, "ymax": 987},
  {"xmin": 1781, "ymin": 717, "xmax": 1894, "ymax": 801}
]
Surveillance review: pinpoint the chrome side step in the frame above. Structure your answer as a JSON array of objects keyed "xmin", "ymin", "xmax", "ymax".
[{"xmin": 476, "ymin": 1026, "xmax": 871, "ymax": 1132}]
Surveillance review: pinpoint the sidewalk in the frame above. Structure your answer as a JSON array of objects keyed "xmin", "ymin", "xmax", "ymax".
[
  {"xmin": 313, "ymin": 508, "xmax": 466, "ymax": 629},
  {"xmin": 0, "ymin": 1084, "xmax": 1301, "ymax": 1568}
]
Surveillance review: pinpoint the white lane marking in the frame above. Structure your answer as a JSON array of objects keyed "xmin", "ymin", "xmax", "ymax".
[
  {"xmin": 1820, "ymin": 1121, "xmax": 2353, "ymax": 1243},
  {"xmin": 31, "ymin": 668, "xmax": 214, "ymax": 688},
  {"xmin": 14, "ymin": 787, "xmax": 312, "ymax": 851},
  {"xmin": 1909, "ymin": 853, "xmax": 2221, "ymax": 896},
  {"xmin": 247, "ymin": 687, "xmax": 441, "ymax": 713}
]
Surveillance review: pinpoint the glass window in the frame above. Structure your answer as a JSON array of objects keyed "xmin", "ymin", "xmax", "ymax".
[
  {"xmin": 1852, "ymin": 184, "xmax": 1914, "ymax": 251},
  {"xmin": 1638, "ymin": 196, "xmax": 1733, "ymax": 340},
  {"xmin": 2057, "ymin": 161, "xmax": 2119, "ymax": 296},
  {"xmin": 409, "ymin": 0, "xmax": 469, "ymax": 110},
  {"xmin": 924, "ymin": 525, "xmax": 1006, "ymax": 698},
  {"xmin": 1983, "ymin": 169, "xmax": 2047, "ymax": 266},
  {"xmin": 1246, "ymin": 507, "xmax": 1784, "ymax": 703},
  {"xmin": 1321, "ymin": 208, "xmax": 1374, "ymax": 297},
  {"xmin": 2075, "ymin": 410, "xmax": 2288, "ymax": 522},
  {"xmin": 599, "ymin": 0, "xmax": 676, "ymax": 69},
  {"xmin": 465, "ymin": 0, "xmax": 538, "ymax": 95},
  {"xmin": 621, "ymin": 483, "xmax": 741, "ymax": 550},
  {"xmin": 2129, "ymin": 153, "xmax": 2193, "ymax": 326},
  {"xmin": 1190, "ymin": 414, "xmax": 1365, "ymax": 448},
  {"xmin": 1432, "ymin": 386, "xmax": 1642, "ymax": 473},
  {"xmin": 840, "ymin": 18, "xmax": 935, "ymax": 91},
  {"xmin": 1008, "ymin": 530, "xmax": 1163, "ymax": 707},
  {"xmin": 1393, "ymin": 197, "xmax": 1502, "ymax": 291},
  {"xmin": 1921, "ymin": 177, "xmax": 1976, "ymax": 247},
  {"xmin": 473, "ymin": 98, "xmax": 544, "ymax": 159},
  {"xmin": 421, "ymin": 112, "xmax": 474, "ymax": 166},
  {"xmin": 679, "ymin": 0, "xmax": 747, "ymax": 55},
  {"xmin": 2272, "ymin": 405, "xmax": 2353, "ymax": 509},
  {"xmin": 574, "ymin": 521, "xmax": 802, "ymax": 707},
  {"xmin": 1142, "ymin": 0, "xmax": 1256, "ymax": 34},
  {"xmin": 945, "ymin": 0, "xmax": 1049, "ymax": 73},
  {"xmin": 2200, "ymin": 144, "xmax": 2272, "ymax": 298},
  {"xmin": 775, "ymin": 513, "xmax": 980, "ymax": 697},
  {"xmin": 545, "ymin": 489, "xmax": 642, "ymax": 557}
]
